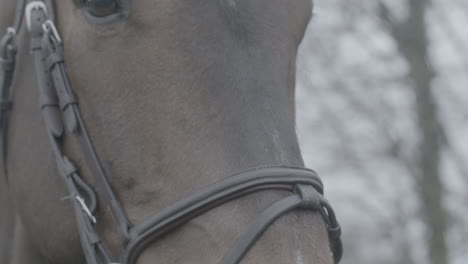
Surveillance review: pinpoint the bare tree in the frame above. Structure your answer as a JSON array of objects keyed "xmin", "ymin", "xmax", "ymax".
[{"xmin": 379, "ymin": 1, "xmax": 448, "ymax": 263}]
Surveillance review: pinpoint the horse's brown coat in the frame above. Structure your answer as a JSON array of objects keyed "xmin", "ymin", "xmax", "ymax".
[{"xmin": 0, "ymin": 0, "xmax": 333, "ymax": 263}]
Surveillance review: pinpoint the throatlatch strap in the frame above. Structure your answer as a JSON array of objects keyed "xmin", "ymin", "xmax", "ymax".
[{"xmin": 0, "ymin": 30, "xmax": 17, "ymax": 174}]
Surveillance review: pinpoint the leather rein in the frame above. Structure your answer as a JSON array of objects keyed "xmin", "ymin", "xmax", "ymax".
[{"xmin": 0, "ymin": 1, "xmax": 343, "ymax": 263}]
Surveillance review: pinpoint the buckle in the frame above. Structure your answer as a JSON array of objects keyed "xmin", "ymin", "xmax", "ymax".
[
  {"xmin": 6, "ymin": 27, "xmax": 16, "ymax": 37},
  {"xmin": 42, "ymin": 20, "xmax": 62, "ymax": 44},
  {"xmin": 26, "ymin": 1, "xmax": 48, "ymax": 31},
  {"xmin": 1, "ymin": 28, "xmax": 17, "ymax": 53},
  {"xmin": 76, "ymin": 196, "xmax": 97, "ymax": 224}
]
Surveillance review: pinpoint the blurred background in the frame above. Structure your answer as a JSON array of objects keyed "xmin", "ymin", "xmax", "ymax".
[{"xmin": 295, "ymin": 0, "xmax": 467, "ymax": 263}]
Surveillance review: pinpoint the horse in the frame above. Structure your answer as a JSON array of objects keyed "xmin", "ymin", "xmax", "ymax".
[{"xmin": 0, "ymin": 0, "xmax": 341, "ymax": 263}]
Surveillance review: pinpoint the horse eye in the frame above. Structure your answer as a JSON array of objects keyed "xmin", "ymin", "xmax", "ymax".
[{"xmin": 86, "ymin": 0, "xmax": 119, "ymax": 17}]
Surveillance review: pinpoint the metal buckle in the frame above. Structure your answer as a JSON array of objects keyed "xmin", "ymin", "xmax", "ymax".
[
  {"xmin": 1, "ymin": 27, "xmax": 17, "ymax": 50},
  {"xmin": 26, "ymin": 1, "xmax": 48, "ymax": 31},
  {"xmin": 42, "ymin": 20, "xmax": 62, "ymax": 44},
  {"xmin": 76, "ymin": 196, "xmax": 97, "ymax": 224},
  {"xmin": 1, "ymin": 34, "xmax": 12, "ymax": 56},
  {"xmin": 6, "ymin": 27, "xmax": 16, "ymax": 37}
]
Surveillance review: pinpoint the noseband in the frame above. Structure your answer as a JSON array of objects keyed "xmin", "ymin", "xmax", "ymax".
[{"xmin": 0, "ymin": 1, "xmax": 343, "ymax": 263}]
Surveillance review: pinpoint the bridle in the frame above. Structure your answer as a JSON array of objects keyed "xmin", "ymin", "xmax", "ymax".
[{"xmin": 0, "ymin": 1, "xmax": 343, "ymax": 263}]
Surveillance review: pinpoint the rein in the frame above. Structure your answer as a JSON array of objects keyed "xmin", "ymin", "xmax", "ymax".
[{"xmin": 0, "ymin": 1, "xmax": 343, "ymax": 263}]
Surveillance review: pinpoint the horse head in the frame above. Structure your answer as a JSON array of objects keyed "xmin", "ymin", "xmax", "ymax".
[{"xmin": 1, "ymin": 0, "xmax": 340, "ymax": 263}]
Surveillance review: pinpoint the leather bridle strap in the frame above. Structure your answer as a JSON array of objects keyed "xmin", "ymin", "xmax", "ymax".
[
  {"xmin": 0, "ymin": 31, "xmax": 16, "ymax": 174},
  {"xmin": 222, "ymin": 189, "xmax": 316, "ymax": 264},
  {"xmin": 122, "ymin": 167, "xmax": 342, "ymax": 264},
  {"xmin": 28, "ymin": 0, "xmax": 133, "ymax": 241},
  {"xmin": 28, "ymin": 4, "xmax": 115, "ymax": 263},
  {"xmin": 0, "ymin": 0, "xmax": 24, "ymax": 173},
  {"xmin": 44, "ymin": 25, "xmax": 133, "ymax": 240},
  {"xmin": 224, "ymin": 185, "xmax": 342, "ymax": 264}
]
